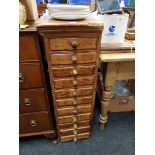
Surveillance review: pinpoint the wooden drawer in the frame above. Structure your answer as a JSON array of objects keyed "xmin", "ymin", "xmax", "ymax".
[
  {"xmin": 60, "ymin": 126, "xmax": 90, "ymax": 136},
  {"xmin": 49, "ymin": 38, "xmax": 97, "ymax": 51},
  {"xmin": 52, "ymin": 65, "xmax": 95, "ymax": 78},
  {"xmin": 61, "ymin": 133, "xmax": 90, "ymax": 142},
  {"xmin": 59, "ymin": 120, "xmax": 90, "ymax": 129},
  {"xmin": 50, "ymin": 52, "xmax": 97, "ymax": 65},
  {"xmin": 19, "ymin": 63, "xmax": 43, "ymax": 89},
  {"xmin": 56, "ymin": 96, "xmax": 93, "ymax": 107},
  {"xmin": 58, "ymin": 113, "xmax": 91, "ymax": 124},
  {"xmin": 53, "ymin": 76, "xmax": 95, "ymax": 89},
  {"xmin": 19, "ymin": 88, "xmax": 47, "ymax": 114},
  {"xmin": 19, "ymin": 36, "xmax": 39, "ymax": 62},
  {"xmin": 57, "ymin": 104, "xmax": 92, "ymax": 116},
  {"xmin": 54, "ymin": 86, "xmax": 93, "ymax": 99},
  {"xmin": 19, "ymin": 112, "xmax": 51, "ymax": 134}
]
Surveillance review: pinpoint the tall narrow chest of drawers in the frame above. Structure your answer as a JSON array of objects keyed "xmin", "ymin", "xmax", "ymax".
[
  {"xmin": 19, "ymin": 27, "xmax": 56, "ymax": 138},
  {"xmin": 36, "ymin": 16, "xmax": 103, "ymax": 142}
]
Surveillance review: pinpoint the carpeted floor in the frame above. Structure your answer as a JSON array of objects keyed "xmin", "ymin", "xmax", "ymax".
[{"xmin": 19, "ymin": 99, "xmax": 135, "ymax": 155}]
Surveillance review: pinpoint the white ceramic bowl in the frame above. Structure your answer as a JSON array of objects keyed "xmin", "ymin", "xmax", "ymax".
[{"xmin": 47, "ymin": 4, "xmax": 90, "ymax": 20}]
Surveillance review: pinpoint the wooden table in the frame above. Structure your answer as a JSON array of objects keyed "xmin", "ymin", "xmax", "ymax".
[{"xmin": 98, "ymin": 40, "xmax": 135, "ymax": 129}]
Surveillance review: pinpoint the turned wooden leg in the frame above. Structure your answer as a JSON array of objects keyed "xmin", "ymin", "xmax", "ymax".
[{"xmin": 99, "ymin": 86, "xmax": 112, "ymax": 129}]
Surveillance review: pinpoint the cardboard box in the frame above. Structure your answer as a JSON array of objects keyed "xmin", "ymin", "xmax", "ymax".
[
  {"xmin": 20, "ymin": 0, "xmax": 38, "ymax": 20},
  {"xmin": 108, "ymin": 95, "xmax": 135, "ymax": 112},
  {"xmin": 97, "ymin": 72, "xmax": 135, "ymax": 112}
]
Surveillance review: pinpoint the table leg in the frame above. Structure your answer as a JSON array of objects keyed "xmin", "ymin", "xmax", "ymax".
[
  {"xmin": 99, "ymin": 62, "xmax": 118, "ymax": 129},
  {"xmin": 99, "ymin": 86, "xmax": 112, "ymax": 129}
]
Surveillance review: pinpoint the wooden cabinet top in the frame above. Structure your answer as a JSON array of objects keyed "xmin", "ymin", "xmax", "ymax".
[
  {"xmin": 19, "ymin": 15, "xmax": 103, "ymax": 33},
  {"xmin": 19, "ymin": 21, "xmax": 37, "ymax": 34},
  {"xmin": 34, "ymin": 15, "xmax": 103, "ymax": 31}
]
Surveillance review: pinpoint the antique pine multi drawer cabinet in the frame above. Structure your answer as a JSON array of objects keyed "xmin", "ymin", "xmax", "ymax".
[
  {"xmin": 19, "ymin": 26, "xmax": 56, "ymax": 138},
  {"xmin": 35, "ymin": 16, "xmax": 103, "ymax": 142}
]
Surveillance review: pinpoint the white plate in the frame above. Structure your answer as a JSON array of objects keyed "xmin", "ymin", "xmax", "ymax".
[
  {"xmin": 47, "ymin": 4, "xmax": 90, "ymax": 11},
  {"xmin": 51, "ymin": 13, "xmax": 90, "ymax": 20}
]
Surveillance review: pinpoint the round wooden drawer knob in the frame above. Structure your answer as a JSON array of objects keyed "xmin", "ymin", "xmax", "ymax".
[
  {"xmin": 73, "ymin": 80, "xmax": 78, "ymax": 86},
  {"xmin": 73, "ymin": 109, "xmax": 78, "ymax": 115},
  {"xmin": 72, "ymin": 56, "xmax": 77, "ymax": 63},
  {"xmin": 72, "ymin": 69, "xmax": 77, "ymax": 76},
  {"xmin": 74, "ymin": 130, "xmax": 77, "ymax": 135},
  {"xmin": 73, "ymin": 91, "xmax": 77, "ymax": 97},
  {"xmin": 71, "ymin": 41, "xmax": 78, "ymax": 49},
  {"xmin": 74, "ymin": 124, "xmax": 77, "ymax": 129},
  {"xmin": 72, "ymin": 100, "xmax": 77, "ymax": 106},
  {"xmin": 73, "ymin": 117, "xmax": 77, "ymax": 123}
]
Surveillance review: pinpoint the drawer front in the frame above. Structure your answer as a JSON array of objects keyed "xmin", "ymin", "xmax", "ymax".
[
  {"xmin": 19, "ymin": 89, "xmax": 47, "ymax": 114},
  {"xmin": 19, "ymin": 63, "xmax": 43, "ymax": 89},
  {"xmin": 59, "ymin": 120, "xmax": 90, "ymax": 129},
  {"xmin": 20, "ymin": 36, "xmax": 39, "ymax": 62},
  {"xmin": 57, "ymin": 105, "xmax": 92, "ymax": 116},
  {"xmin": 53, "ymin": 76, "xmax": 95, "ymax": 89},
  {"xmin": 49, "ymin": 38, "xmax": 97, "ymax": 51},
  {"xmin": 58, "ymin": 113, "xmax": 91, "ymax": 124},
  {"xmin": 52, "ymin": 65, "xmax": 95, "ymax": 78},
  {"xmin": 19, "ymin": 112, "xmax": 51, "ymax": 134},
  {"xmin": 60, "ymin": 126, "xmax": 90, "ymax": 136},
  {"xmin": 50, "ymin": 52, "xmax": 97, "ymax": 65},
  {"xmin": 56, "ymin": 96, "xmax": 93, "ymax": 107},
  {"xmin": 61, "ymin": 133, "xmax": 90, "ymax": 142},
  {"xmin": 54, "ymin": 87, "xmax": 93, "ymax": 99}
]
